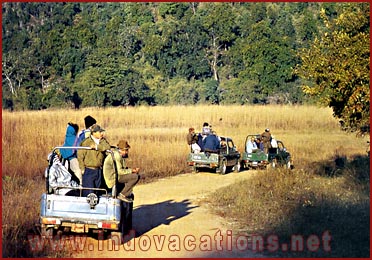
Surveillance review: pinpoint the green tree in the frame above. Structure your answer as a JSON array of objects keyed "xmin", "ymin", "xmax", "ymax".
[
  {"xmin": 3, "ymin": 2, "xmax": 345, "ymax": 109},
  {"xmin": 297, "ymin": 3, "xmax": 370, "ymax": 135},
  {"xmin": 238, "ymin": 20, "xmax": 297, "ymax": 103},
  {"xmin": 166, "ymin": 77, "xmax": 199, "ymax": 105},
  {"xmin": 219, "ymin": 78, "xmax": 257, "ymax": 105},
  {"xmin": 200, "ymin": 3, "xmax": 238, "ymax": 82}
]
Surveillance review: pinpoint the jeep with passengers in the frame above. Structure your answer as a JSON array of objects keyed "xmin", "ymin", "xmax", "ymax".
[
  {"xmin": 40, "ymin": 146, "xmax": 132, "ymax": 243},
  {"xmin": 241, "ymin": 134, "xmax": 292, "ymax": 169},
  {"xmin": 187, "ymin": 136, "xmax": 241, "ymax": 174}
]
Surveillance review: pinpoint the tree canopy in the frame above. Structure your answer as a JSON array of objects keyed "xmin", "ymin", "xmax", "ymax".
[{"xmin": 296, "ymin": 3, "xmax": 370, "ymax": 135}]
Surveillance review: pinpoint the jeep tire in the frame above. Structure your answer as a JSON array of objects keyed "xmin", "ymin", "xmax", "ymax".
[
  {"xmin": 217, "ymin": 159, "xmax": 227, "ymax": 175},
  {"xmin": 233, "ymin": 161, "xmax": 241, "ymax": 172},
  {"xmin": 110, "ymin": 200, "xmax": 133, "ymax": 244}
]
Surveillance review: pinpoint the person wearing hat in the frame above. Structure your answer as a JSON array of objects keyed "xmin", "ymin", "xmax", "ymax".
[
  {"xmin": 260, "ymin": 128, "xmax": 272, "ymax": 154},
  {"xmin": 103, "ymin": 140, "xmax": 141, "ymax": 203},
  {"xmin": 77, "ymin": 124, "xmax": 111, "ymax": 196}
]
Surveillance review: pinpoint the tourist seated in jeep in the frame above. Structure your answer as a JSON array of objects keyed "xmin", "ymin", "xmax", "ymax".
[
  {"xmin": 255, "ymin": 137, "xmax": 264, "ymax": 151},
  {"xmin": 219, "ymin": 140, "xmax": 227, "ymax": 154},
  {"xmin": 46, "ymin": 150, "xmax": 79, "ymax": 196},
  {"xmin": 187, "ymin": 127, "xmax": 201, "ymax": 153},
  {"xmin": 246, "ymin": 136, "xmax": 258, "ymax": 153},
  {"xmin": 203, "ymin": 131, "xmax": 221, "ymax": 153}
]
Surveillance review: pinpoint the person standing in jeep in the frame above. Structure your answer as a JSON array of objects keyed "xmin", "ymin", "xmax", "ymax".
[
  {"xmin": 76, "ymin": 115, "xmax": 97, "ymax": 147},
  {"xmin": 78, "ymin": 124, "xmax": 111, "ymax": 196},
  {"xmin": 261, "ymin": 128, "xmax": 272, "ymax": 154},
  {"xmin": 60, "ymin": 121, "xmax": 82, "ymax": 185}
]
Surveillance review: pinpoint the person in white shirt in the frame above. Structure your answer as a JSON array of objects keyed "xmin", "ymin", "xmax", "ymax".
[
  {"xmin": 246, "ymin": 136, "xmax": 258, "ymax": 153},
  {"xmin": 271, "ymin": 135, "xmax": 278, "ymax": 148}
]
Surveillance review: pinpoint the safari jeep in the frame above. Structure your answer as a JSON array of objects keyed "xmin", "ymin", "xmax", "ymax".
[
  {"xmin": 40, "ymin": 146, "xmax": 132, "ymax": 243},
  {"xmin": 241, "ymin": 134, "xmax": 292, "ymax": 170},
  {"xmin": 187, "ymin": 136, "xmax": 241, "ymax": 174}
]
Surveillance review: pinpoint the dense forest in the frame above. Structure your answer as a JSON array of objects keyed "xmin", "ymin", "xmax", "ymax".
[{"xmin": 2, "ymin": 3, "xmax": 369, "ymax": 118}]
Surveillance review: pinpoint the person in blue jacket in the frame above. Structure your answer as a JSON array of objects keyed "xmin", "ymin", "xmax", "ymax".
[
  {"xmin": 203, "ymin": 131, "xmax": 221, "ymax": 153},
  {"xmin": 60, "ymin": 122, "xmax": 82, "ymax": 185}
]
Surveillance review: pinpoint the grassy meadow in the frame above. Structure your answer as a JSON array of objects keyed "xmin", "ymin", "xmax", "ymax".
[{"xmin": 2, "ymin": 105, "xmax": 370, "ymax": 257}]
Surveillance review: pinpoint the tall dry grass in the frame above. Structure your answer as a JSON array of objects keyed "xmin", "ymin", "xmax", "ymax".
[
  {"xmin": 210, "ymin": 163, "xmax": 369, "ymax": 257},
  {"xmin": 3, "ymin": 105, "xmax": 363, "ymax": 178},
  {"xmin": 2, "ymin": 105, "xmax": 369, "ymax": 257}
]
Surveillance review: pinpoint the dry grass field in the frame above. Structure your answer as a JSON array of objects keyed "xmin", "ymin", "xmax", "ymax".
[{"xmin": 2, "ymin": 105, "xmax": 369, "ymax": 257}]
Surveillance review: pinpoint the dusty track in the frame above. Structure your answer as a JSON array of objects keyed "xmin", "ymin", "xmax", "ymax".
[{"xmin": 75, "ymin": 170, "xmax": 265, "ymax": 258}]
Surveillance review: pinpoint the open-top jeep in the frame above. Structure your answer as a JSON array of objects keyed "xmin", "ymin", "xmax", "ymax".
[
  {"xmin": 187, "ymin": 136, "xmax": 241, "ymax": 174},
  {"xmin": 40, "ymin": 146, "xmax": 132, "ymax": 243},
  {"xmin": 241, "ymin": 134, "xmax": 292, "ymax": 170}
]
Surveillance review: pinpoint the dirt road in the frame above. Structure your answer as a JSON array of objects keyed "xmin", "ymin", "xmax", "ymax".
[{"xmin": 75, "ymin": 170, "xmax": 265, "ymax": 258}]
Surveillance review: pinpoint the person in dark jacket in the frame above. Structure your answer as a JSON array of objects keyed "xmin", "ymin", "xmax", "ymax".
[
  {"xmin": 203, "ymin": 131, "xmax": 221, "ymax": 153},
  {"xmin": 76, "ymin": 115, "xmax": 97, "ymax": 146}
]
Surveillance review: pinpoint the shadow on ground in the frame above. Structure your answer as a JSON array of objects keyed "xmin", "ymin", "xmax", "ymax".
[
  {"xmin": 132, "ymin": 199, "xmax": 198, "ymax": 237},
  {"xmin": 269, "ymin": 197, "xmax": 370, "ymax": 258}
]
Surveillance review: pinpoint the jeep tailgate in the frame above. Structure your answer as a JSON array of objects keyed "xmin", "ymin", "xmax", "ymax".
[{"xmin": 40, "ymin": 193, "xmax": 121, "ymax": 222}]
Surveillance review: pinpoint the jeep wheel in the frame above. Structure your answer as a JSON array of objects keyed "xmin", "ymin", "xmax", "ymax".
[
  {"xmin": 111, "ymin": 200, "xmax": 133, "ymax": 244},
  {"xmin": 233, "ymin": 161, "xmax": 241, "ymax": 172},
  {"xmin": 218, "ymin": 160, "xmax": 227, "ymax": 175},
  {"xmin": 270, "ymin": 159, "xmax": 277, "ymax": 169},
  {"xmin": 192, "ymin": 165, "xmax": 199, "ymax": 173},
  {"xmin": 286, "ymin": 161, "xmax": 291, "ymax": 169},
  {"xmin": 240, "ymin": 162, "xmax": 246, "ymax": 170},
  {"xmin": 122, "ymin": 201, "xmax": 133, "ymax": 235}
]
